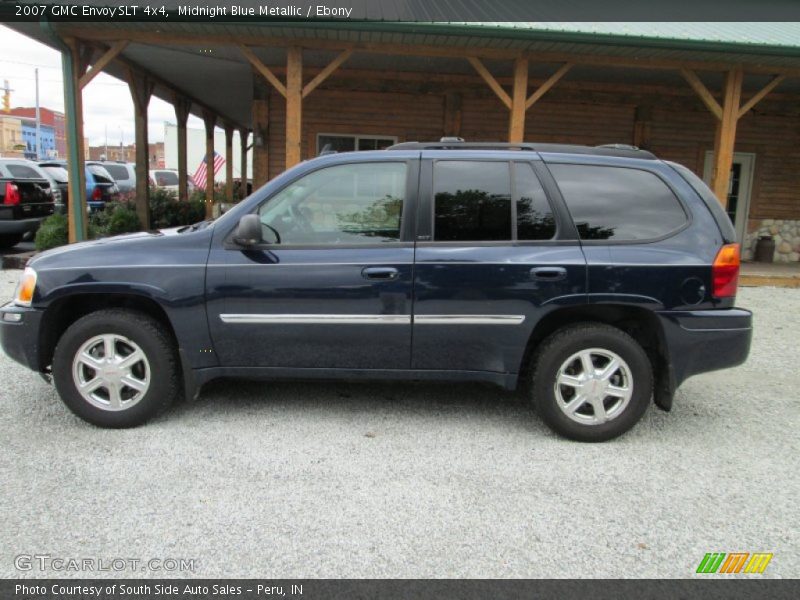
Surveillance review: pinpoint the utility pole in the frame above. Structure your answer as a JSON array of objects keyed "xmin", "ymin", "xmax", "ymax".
[{"xmin": 35, "ymin": 68, "xmax": 41, "ymax": 160}]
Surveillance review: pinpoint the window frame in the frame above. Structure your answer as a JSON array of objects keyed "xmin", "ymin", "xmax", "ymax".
[
  {"xmin": 420, "ymin": 158, "xmax": 571, "ymax": 247},
  {"xmin": 544, "ymin": 161, "xmax": 692, "ymax": 245},
  {"xmin": 225, "ymin": 158, "xmax": 418, "ymax": 250},
  {"xmin": 316, "ymin": 133, "xmax": 399, "ymax": 154}
]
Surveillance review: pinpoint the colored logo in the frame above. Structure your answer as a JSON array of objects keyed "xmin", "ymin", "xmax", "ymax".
[{"xmin": 696, "ymin": 552, "xmax": 773, "ymax": 574}]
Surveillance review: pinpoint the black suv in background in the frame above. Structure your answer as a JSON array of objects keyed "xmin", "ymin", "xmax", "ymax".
[{"xmin": 0, "ymin": 142, "xmax": 751, "ymax": 441}]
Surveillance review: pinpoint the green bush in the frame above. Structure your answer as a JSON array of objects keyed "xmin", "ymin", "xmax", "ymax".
[
  {"xmin": 34, "ymin": 214, "xmax": 69, "ymax": 251},
  {"xmin": 88, "ymin": 201, "xmax": 141, "ymax": 238},
  {"xmin": 150, "ymin": 187, "xmax": 206, "ymax": 229}
]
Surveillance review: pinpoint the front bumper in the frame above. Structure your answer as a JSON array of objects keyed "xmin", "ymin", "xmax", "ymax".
[
  {"xmin": 0, "ymin": 302, "xmax": 44, "ymax": 372},
  {"xmin": 657, "ymin": 308, "xmax": 752, "ymax": 388}
]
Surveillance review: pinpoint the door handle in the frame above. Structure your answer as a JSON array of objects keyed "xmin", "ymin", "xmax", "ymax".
[
  {"xmin": 530, "ymin": 267, "xmax": 568, "ymax": 282},
  {"xmin": 362, "ymin": 266, "xmax": 399, "ymax": 280}
]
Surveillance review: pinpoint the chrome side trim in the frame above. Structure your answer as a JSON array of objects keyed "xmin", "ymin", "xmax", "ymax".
[
  {"xmin": 220, "ymin": 314, "xmax": 411, "ymax": 325},
  {"xmin": 415, "ymin": 315, "xmax": 526, "ymax": 325}
]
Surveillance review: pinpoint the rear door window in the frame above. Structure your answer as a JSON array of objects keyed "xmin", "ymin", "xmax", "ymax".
[
  {"xmin": 548, "ymin": 164, "xmax": 687, "ymax": 241},
  {"xmin": 433, "ymin": 161, "xmax": 556, "ymax": 242}
]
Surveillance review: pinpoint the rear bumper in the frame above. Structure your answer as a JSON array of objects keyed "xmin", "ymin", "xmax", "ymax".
[
  {"xmin": 657, "ymin": 308, "xmax": 752, "ymax": 387},
  {"xmin": 0, "ymin": 217, "xmax": 45, "ymax": 234},
  {"xmin": 0, "ymin": 303, "xmax": 44, "ymax": 372}
]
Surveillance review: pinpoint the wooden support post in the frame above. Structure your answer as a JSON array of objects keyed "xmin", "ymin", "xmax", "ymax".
[
  {"xmin": 239, "ymin": 128, "xmax": 249, "ymax": 199},
  {"xmin": 224, "ymin": 123, "xmax": 234, "ymax": 203},
  {"xmin": 443, "ymin": 92, "xmax": 462, "ymax": 138},
  {"xmin": 251, "ymin": 76, "xmax": 269, "ymax": 187},
  {"xmin": 202, "ymin": 110, "xmax": 216, "ymax": 218},
  {"xmin": 508, "ymin": 57, "xmax": 528, "ymax": 143},
  {"xmin": 711, "ymin": 68, "xmax": 743, "ymax": 206},
  {"xmin": 285, "ymin": 47, "xmax": 303, "ymax": 169},
  {"xmin": 61, "ymin": 39, "xmax": 88, "ymax": 242},
  {"xmin": 173, "ymin": 94, "xmax": 191, "ymax": 202},
  {"xmin": 126, "ymin": 68, "xmax": 154, "ymax": 229},
  {"xmin": 302, "ymin": 48, "xmax": 352, "ymax": 97},
  {"xmin": 738, "ymin": 74, "xmax": 786, "ymax": 118}
]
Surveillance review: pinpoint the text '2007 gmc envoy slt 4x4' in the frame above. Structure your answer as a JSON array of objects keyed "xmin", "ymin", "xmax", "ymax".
[{"xmin": 0, "ymin": 141, "xmax": 752, "ymax": 441}]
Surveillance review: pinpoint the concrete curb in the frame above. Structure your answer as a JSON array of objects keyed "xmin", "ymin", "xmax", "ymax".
[{"xmin": 1, "ymin": 251, "xmax": 35, "ymax": 270}]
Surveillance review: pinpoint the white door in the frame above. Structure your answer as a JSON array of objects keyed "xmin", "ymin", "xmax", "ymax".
[{"xmin": 703, "ymin": 152, "xmax": 755, "ymax": 243}]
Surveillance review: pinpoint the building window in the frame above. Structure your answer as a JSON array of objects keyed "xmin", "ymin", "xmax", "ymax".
[{"xmin": 317, "ymin": 134, "xmax": 397, "ymax": 155}]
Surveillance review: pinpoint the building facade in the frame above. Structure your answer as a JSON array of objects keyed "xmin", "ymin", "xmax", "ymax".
[
  {"xmin": 0, "ymin": 114, "xmax": 25, "ymax": 157},
  {"xmin": 8, "ymin": 107, "xmax": 66, "ymax": 159}
]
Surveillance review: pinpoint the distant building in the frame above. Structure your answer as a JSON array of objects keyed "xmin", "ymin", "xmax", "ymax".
[
  {"xmin": 89, "ymin": 143, "xmax": 135, "ymax": 163},
  {"xmin": 0, "ymin": 114, "xmax": 25, "ymax": 157},
  {"xmin": 148, "ymin": 142, "xmax": 165, "ymax": 169},
  {"xmin": 8, "ymin": 107, "xmax": 66, "ymax": 158}
]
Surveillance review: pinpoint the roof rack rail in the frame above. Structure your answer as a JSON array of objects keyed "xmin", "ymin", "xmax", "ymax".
[{"xmin": 386, "ymin": 139, "xmax": 657, "ymax": 159}]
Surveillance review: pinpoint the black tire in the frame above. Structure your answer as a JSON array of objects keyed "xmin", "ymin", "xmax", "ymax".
[
  {"xmin": 52, "ymin": 309, "xmax": 180, "ymax": 428},
  {"xmin": 530, "ymin": 323, "xmax": 653, "ymax": 442},
  {"xmin": 0, "ymin": 233, "xmax": 23, "ymax": 249}
]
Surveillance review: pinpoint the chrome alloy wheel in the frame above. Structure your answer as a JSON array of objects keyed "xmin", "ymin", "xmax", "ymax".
[
  {"xmin": 71, "ymin": 334, "xmax": 151, "ymax": 411},
  {"xmin": 553, "ymin": 348, "xmax": 633, "ymax": 425}
]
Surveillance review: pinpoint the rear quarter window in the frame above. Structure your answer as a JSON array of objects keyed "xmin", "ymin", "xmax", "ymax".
[
  {"xmin": 548, "ymin": 164, "xmax": 688, "ymax": 241},
  {"xmin": 5, "ymin": 164, "xmax": 43, "ymax": 179},
  {"xmin": 103, "ymin": 164, "xmax": 130, "ymax": 181}
]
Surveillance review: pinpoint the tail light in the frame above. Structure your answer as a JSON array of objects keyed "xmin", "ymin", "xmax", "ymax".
[
  {"xmin": 92, "ymin": 186, "xmax": 102, "ymax": 201},
  {"xmin": 712, "ymin": 243, "xmax": 740, "ymax": 298},
  {"xmin": 4, "ymin": 182, "xmax": 21, "ymax": 205}
]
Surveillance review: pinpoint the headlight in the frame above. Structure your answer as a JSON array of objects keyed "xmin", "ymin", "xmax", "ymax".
[{"xmin": 13, "ymin": 267, "xmax": 37, "ymax": 307}]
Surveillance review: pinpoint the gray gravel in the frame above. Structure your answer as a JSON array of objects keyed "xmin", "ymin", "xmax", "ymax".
[{"xmin": 0, "ymin": 268, "xmax": 798, "ymax": 578}]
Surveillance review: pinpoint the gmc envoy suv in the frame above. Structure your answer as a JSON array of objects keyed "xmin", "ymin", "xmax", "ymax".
[{"xmin": 0, "ymin": 141, "xmax": 752, "ymax": 441}]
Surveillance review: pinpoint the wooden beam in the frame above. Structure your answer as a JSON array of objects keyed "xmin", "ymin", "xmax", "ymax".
[
  {"xmin": 202, "ymin": 109, "xmax": 216, "ymax": 218},
  {"xmin": 302, "ymin": 48, "xmax": 353, "ymax": 98},
  {"xmin": 173, "ymin": 94, "xmax": 191, "ymax": 202},
  {"xmin": 680, "ymin": 68, "xmax": 723, "ymax": 120},
  {"xmin": 508, "ymin": 57, "xmax": 528, "ymax": 143},
  {"xmin": 239, "ymin": 127, "xmax": 249, "ymax": 200},
  {"xmin": 285, "ymin": 46, "xmax": 303, "ymax": 169},
  {"xmin": 126, "ymin": 67, "xmax": 154, "ymax": 229},
  {"xmin": 525, "ymin": 62, "xmax": 572, "ymax": 109},
  {"xmin": 239, "ymin": 44, "xmax": 287, "ymax": 97},
  {"xmin": 467, "ymin": 56, "xmax": 511, "ymax": 109},
  {"xmin": 738, "ymin": 74, "xmax": 786, "ymax": 118},
  {"xmin": 224, "ymin": 123, "xmax": 234, "ymax": 203},
  {"xmin": 78, "ymin": 40, "xmax": 128, "ymax": 89},
  {"xmin": 711, "ymin": 68, "xmax": 744, "ymax": 206},
  {"xmin": 62, "ymin": 27, "xmax": 800, "ymax": 78}
]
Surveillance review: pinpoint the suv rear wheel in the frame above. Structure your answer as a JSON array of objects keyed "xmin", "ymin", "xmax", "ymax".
[
  {"xmin": 531, "ymin": 323, "xmax": 653, "ymax": 442},
  {"xmin": 52, "ymin": 309, "xmax": 180, "ymax": 428}
]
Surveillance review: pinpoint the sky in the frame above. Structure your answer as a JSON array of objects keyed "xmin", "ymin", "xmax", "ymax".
[{"xmin": 0, "ymin": 24, "xmax": 208, "ymax": 146}]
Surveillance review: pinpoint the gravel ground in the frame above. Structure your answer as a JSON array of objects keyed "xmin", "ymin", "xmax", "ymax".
[{"xmin": 0, "ymin": 269, "xmax": 797, "ymax": 579}]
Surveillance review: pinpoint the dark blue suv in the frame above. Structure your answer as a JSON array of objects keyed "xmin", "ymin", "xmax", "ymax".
[{"xmin": 0, "ymin": 142, "xmax": 752, "ymax": 441}]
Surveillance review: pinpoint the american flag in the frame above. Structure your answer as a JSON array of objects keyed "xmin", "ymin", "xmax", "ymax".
[{"xmin": 192, "ymin": 151, "xmax": 225, "ymax": 189}]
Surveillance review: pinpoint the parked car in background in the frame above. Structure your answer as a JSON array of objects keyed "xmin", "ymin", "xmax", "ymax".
[
  {"xmin": 40, "ymin": 161, "xmax": 121, "ymax": 212},
  {"xmin": 38, "ymin": 162, "xmax": 68, "ymax": 211},
  {"xmin": 149, "ymin": 168, "xmax": 180, "ymax": 192},
  {"xmin": 0, "ymin": 158, "xmax": 56, "ymax": 248},
  {"xmin": 89, "ymin": 161, "xmax": 135, "ymax": 195},
  {"xmin": 0, "ymin": 141, "xmax": 751, "ymax": 439}
]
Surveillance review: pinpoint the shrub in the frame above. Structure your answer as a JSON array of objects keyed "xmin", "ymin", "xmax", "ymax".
[
  {"xmin": 88, "ymin": 201, "xmax": 141, "ymax": 238},
  {"xmin": 150, "ymin": 187, "xmax": 206, "ymax": 229},
  {"xmin": 34, "ymin": 214, "xmax": 68, "ymax": 251}
]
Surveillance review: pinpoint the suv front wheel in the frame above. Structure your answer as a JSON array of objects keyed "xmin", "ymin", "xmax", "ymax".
[
  {"xmin": 52, "ymin": 309, "xmax": 180, "ymax": 428},
  {"xmin": 531, "ymin": 323, "xmax": 653, "ymax": 442}
]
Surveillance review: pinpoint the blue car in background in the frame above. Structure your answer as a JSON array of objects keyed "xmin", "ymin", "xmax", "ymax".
[{"xmin": 38, "ymin": 161, "xmax": 120, "ymax": 212}]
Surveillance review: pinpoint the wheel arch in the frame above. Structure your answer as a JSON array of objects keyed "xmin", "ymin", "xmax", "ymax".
[{"xmin": 520, "ymin": 303, "xmax": 674, "ymax": 411}]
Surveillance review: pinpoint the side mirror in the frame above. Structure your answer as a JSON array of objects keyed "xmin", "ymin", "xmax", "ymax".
[{"xmin": 233, "ymin": 214, "xmax": 263, "ymax": 246}]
